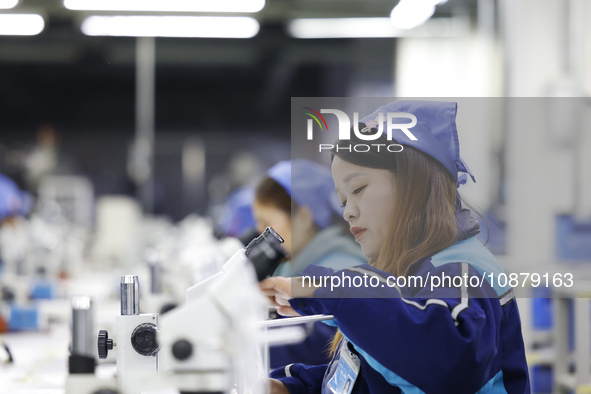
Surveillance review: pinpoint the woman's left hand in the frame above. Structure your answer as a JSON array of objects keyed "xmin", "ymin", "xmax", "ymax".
[
  {"xmin": 260, "ymin": 276, "xmax": 319, "ymax": 316},
  {"xmin": 260, "ymin": 277, "xmax": 300, "ymax": 317}
]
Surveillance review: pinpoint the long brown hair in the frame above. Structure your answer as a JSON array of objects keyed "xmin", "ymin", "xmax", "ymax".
[
  {"xmin": 328, "ymin": 134, "xmax": 459, "ymax": 354},
  {"xmin": 254, "ymin": 176, "xmax": 292, "ymax": 214}
]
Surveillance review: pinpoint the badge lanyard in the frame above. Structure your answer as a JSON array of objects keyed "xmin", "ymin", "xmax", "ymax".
[{"xmin": 327, "ymin": 339, "xmax": 361, "ymax": 394}]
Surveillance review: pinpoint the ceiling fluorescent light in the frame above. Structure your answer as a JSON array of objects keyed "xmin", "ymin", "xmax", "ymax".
[
  {"xmin": 65, "ymin": 0, "xmax": 265, "ymax": 13},
  {"xmin": 288, "ymin": 18, "xmax": 405, "ymax": 39},
  {"xmin": 0, "ymin": 0, "xmax": 18, "ymax": 9},
  {"xmin": 81, "ymin": 16, "xmax": 260, "ymax": 38},
  {"xmin": 0, "ymin": 14, "xmax": 45, "ymax": 35},
  {"xmin": 390, "ymin": 0, "xmax": 446, "ymax": 30},
  {"xmin": 288, "ymin": 17, "xmax": 467, "ymax": 39}
]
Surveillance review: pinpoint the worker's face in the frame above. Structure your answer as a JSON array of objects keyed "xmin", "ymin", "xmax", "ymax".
[
  {"xmin": 252, "ymin": 200, "xmax": 292, "ymax": 253},
  {"xmin": 332, "ymin": 156, "xmax": 396, "ymax": 260}
]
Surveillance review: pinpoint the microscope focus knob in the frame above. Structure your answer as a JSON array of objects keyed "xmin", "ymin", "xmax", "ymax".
[
  {"xmin": 172, "ymin": 339, "xmax": 193, "ymax": 361},
  {"xmin": 131, "ymin": 323, "xmax": 159, "ymax": 356},
  {"xmin": 97, "ymin": 330, "xmax": 113, "ymax": 359}
]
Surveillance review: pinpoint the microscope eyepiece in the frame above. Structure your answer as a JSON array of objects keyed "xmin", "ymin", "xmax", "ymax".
[
  {"xmin": 244, "ymin": 227, "xmax": 287, "ymax": 281},
  {"xmin": 120, "ymin": 276, "xmax": 140, "ymax": 316}
]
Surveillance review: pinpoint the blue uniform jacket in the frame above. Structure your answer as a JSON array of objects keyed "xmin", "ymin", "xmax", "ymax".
[
  {"xmin": 271, "ymin": 215, "xmax": 530, "ymax": 393},
  {"xmin": 270, "ymin": 225, "xmax": 366, "ymax": 369}
]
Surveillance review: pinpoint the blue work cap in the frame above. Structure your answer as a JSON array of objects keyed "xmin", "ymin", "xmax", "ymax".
[
  {"xmin": 268, "ymin": 159, "xmax": 341, "ymax": 229},
  {"xmin": 220, "ymin": 186, "xmax": 256, "ymax": 237},
  {"xmin": 0, "ymin": 174, "xmax": 30, "ymax": 219},
  {"xmin": 361, "ymin": 100, "xmax": 475, "ymax": 187}
]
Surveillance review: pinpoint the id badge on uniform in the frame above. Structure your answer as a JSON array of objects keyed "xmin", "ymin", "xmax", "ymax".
[{"xmin": 327, "ymin": 340, "xmax": 361, "ymax": 394}]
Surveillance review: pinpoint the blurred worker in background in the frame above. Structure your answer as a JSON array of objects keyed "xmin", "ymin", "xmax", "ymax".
[
  {"xmin": 263, "ymin": 101, "xmax": 530, "ymax": 393},
  {"xmin": 217, "ymin": 185, "xmax": 257, "ymax": 241},
  {"xmin": 0, "ymin": 174, "xmax": 31, "ymax": 225},
  {"xmin": 24, "ymin": 124, "xmax": 59, "ymax": 194},
  {"xmin": 0, "ymin": 173, "xmax": 32, "ymax": 276},
  {"xmin": 0, "ymin": 173, "xmax": 33, "ymax": 332},
  {"xmin": 253, "ymin": 159, "xmax": 366, "ymax": 369}
]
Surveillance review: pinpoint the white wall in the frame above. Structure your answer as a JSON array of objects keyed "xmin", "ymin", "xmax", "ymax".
[
  {"xmin": 395, "ymin": 33, "xmax": 502, "ymax": 211},
  {"xmin": 501, "ymin": 0, "xmax": 591, "ymax": 260}
]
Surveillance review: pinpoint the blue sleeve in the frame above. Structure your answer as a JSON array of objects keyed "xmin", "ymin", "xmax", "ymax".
[
  {"xmin": 290, "ymin": 263, "xmax": 504, "ymax": 394},
  {"xmin": 270, "ymin": 363, "xmax": 328, "ymax": 394},
  {"xmin": 269, "ymin": 321, "xmax": 336, "ymax": 369}
]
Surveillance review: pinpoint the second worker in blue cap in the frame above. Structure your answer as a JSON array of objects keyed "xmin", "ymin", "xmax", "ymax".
[{"xmin": 253, "ymin": 159, "xmax": 366, "ymax": 369}]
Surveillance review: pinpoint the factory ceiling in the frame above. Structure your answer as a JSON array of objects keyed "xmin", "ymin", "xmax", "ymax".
[
  {"xmin": 0, "ymin": 0, "xmax": 476, "ymax": 65},
  {"xmin": 0, "ymin": 0, "xmax": 477, "ymax": 135}
]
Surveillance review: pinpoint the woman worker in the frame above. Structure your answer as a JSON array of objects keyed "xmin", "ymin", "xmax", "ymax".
[
  {"xmin": 262, "ymin": 101, "xmax": 530, "ymax": 393},
  {"xmin": 253, "ymin": 159, "xmax": 366, "ymax": 369}
]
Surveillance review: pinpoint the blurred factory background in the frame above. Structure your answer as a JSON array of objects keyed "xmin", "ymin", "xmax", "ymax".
[
  {"xmin": 1, "ymin": 0, "xmax": 590, "ymax": 220},
  {"xmin": 1, "ymin": 0, "xmax": 591, "ymax": 393}
]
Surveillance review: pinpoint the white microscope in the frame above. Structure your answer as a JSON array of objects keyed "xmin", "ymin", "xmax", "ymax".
[
  {"xmin": 66, "ymin": 296, "xmax": 119, "ymax": 394},
  {"xmin": 97, "ymin": 275, "xmax": 160, "ymax": 372},
  {"xmin": 90, "ymin": 227, "xmax": 288, "ymax": 394}
]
